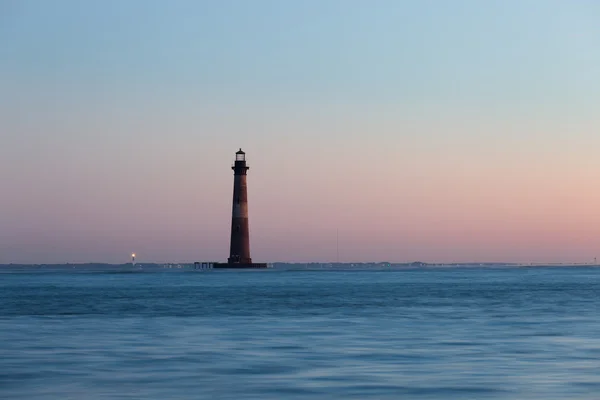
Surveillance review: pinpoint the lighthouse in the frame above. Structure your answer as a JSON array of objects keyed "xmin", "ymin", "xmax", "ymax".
[
  {"xmin": 205, "ymin": 149, "xmax": 267, "ymax": 269},
  {"xmin": 228, "ymin": 148, "xmax": 252, "ymax": 264}
]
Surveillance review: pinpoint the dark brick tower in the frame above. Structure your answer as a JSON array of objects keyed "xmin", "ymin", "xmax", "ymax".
[
  {"xmin": 228, "ymin": 149, "xmax": 252, "ymax": 264},
  {"xmin": 194, "ymin": 149, "xmax": 267, "ymax": 269}
]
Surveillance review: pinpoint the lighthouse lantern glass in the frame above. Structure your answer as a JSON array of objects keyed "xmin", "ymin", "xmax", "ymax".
[{"xmin": 236, "ymin": 152, "xmax": 245, "ymax": 162}]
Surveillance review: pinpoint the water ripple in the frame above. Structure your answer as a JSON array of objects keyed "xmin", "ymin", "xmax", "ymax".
[{"xmin": 1, "ymin": 267, "xmax": 600, "ymax": 399}]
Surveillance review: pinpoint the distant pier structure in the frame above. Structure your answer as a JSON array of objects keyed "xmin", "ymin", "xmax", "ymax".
[{"xmin": 197, "ymin": 149, "xmax": 268, "ymax": 269}]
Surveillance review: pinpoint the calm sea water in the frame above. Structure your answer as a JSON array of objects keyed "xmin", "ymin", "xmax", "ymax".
[{"xmin": 2, "ymin": 266, "xmax": 600, "ymax": 399}]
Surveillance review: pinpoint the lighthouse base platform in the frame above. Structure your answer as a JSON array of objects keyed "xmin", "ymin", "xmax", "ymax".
[
  {"xmin": 194, "ymin": 262, "xmax": 269, "ymax": 269},
  {"xmin": 215, "ymin": 262, "xmax": 268, "ymax": 269}
]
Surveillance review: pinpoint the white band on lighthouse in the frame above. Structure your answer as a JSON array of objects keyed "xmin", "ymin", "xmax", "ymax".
[
  {"xmin": 232, "ymin": 175, "xmax": 248, "ymax": 218},
  {"xmin": 232, "ymin": 203, "xmax": 248, "ymax": 218}
]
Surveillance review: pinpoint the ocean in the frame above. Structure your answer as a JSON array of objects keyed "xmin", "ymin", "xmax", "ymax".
[{"xmin": 1, "ymin": 265, "xmax": 599, "ymax": 399}]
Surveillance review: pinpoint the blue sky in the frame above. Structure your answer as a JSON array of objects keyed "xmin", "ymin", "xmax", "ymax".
[
  {"xmin": 1, "ymin": 1, "xmax": 600, "ymax": 263},
  {"xmin": 3, "ymin": 1, "xmax": 598, "ymax": 106}
]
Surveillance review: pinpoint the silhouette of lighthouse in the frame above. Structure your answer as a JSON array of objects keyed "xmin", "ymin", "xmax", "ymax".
[
  {"xmin": 196, "ymin": 149, "xmax": 267, "ymax": 269},
  {"xmin": 228, "ymin": 148, "xmax": 252, "ymax": 264}
]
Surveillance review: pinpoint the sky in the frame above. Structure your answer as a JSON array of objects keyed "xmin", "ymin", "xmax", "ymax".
[{"xmin": 1, "ymin": 0, "xmax": 600, "ymax": 264}]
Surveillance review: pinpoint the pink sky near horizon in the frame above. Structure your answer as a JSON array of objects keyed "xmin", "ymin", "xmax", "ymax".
[{"xmin": 2, "ymin": 104, "xmax": 600, "ymax": 264}]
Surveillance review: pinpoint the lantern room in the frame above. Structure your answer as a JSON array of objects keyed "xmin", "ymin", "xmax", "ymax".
[{"xmin": 235, "ymin": 149, "xmax": 245, "ymax": 162}]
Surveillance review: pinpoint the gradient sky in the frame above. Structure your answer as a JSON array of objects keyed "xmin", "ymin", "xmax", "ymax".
[{"xmin": 1, "ymin": 0, "xmax": 600, "ymax": 264}]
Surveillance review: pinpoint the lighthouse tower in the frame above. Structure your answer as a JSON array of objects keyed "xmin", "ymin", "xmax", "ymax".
[
  {"xmin": 200, "ymin": 149, "xmax": 267, "ymax": 269},
  {"xmin": 228, "ymin": 149, "xmax": 252, "ymax": 265}
]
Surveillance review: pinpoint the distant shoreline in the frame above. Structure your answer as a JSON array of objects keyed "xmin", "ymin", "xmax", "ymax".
[{"xmin": 1, "ymin": 262, "xmax": 598, "ymax": 268}]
